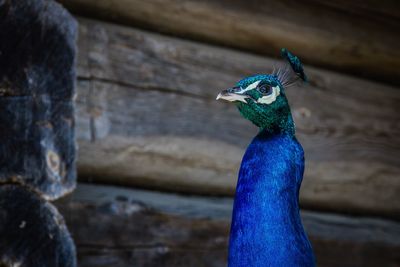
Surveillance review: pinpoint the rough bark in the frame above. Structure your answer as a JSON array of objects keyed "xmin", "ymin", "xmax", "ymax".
[
  {"xmin": 0, "ymin": 1, "xmax": 78, "ymax": 266},
  {"xmin": 75, "ymin": 19, "xmax": 400, "ymax": 218},
  {"xmin": 0, "ymin": 0, "xmax": 78, "ymax": 200},
  {"xmin": 56, "ymin": 184, "xmax": 400, "ymax": 267},
  {"xmin": 57, "ymin": 0, "xmax": 400, "ymax": 85},
  {"xmin": 0, "ymin": 185, "xmax": 76, "ymax": 267}
]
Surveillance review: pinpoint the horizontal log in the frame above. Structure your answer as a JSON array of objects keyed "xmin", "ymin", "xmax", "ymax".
[
  {"xmin": 73, "ymin": 18, "xmax": 400, "ymax": 218},
  {"xmin": 308, "ymin": 0, "xmax": 400, "ymax": 20},
  {"xmin": 56, "ymin": 184, "xmax": 400, "ymax": 267},
  {"xmin": 57, "ymin": 0, "xmax": 400, "ymax": 85}
]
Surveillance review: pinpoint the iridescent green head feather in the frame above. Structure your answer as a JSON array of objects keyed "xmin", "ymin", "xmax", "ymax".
[{"xmin": 216, "ymin": 49, "xmax": 306, "ymax": 136}]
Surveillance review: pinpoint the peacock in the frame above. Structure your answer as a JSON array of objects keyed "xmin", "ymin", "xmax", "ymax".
[{"xmin": 216, "ymin": 49, "xmax": 315, "ymax": 267}]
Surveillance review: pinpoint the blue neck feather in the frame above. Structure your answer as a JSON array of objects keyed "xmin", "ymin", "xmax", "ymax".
[{"xmin": 228, "ymin": 129, "xmax": 315, "ymax": 267}]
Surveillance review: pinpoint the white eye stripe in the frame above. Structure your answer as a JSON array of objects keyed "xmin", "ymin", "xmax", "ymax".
[
  {"xmin": 236, "ymin": 80, "xmax": 261, "ymax": 94},
  {"xmin": 257, "ymin": 86, "xmax": 280, "ymax": 104},
  {"xmin": 245, "ymin": 80, "xmax": 261, "ymax": 91}
]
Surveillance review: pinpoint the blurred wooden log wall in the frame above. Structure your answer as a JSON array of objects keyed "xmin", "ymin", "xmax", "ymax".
[
  {"xmin": 56, "ymin": 184, "xmax": 400, "ymax": 267},
  {"xmin": 56, "ymin": 0, "xmax": 400, "ymax": 266},
  {"xmin": 58, "ymin": 0, "xmax": 400, "ymax": 85}
]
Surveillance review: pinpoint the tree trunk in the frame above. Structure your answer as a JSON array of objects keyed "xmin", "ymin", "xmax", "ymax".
[{"xmin": 0, "ymin": 0, "xmax": 78, "ymax": 266}]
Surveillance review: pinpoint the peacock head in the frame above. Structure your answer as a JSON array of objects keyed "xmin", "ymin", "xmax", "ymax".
[{"xmin": 216, "ymin": 49, "xmax": 307, "ymax": 135}]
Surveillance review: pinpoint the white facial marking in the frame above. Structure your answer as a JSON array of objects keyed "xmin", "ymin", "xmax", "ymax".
[
  {"xmin": 257, "ymin": 86, "xmax": 280, "ymax": 104},
  {"xmin": 245, "ymin": 80, "xmax": 261, "ymax": 91},
  {"xmin": 236, "ymin": 80, "xmax": 261, "ymax": 94},
  {"xmin": 216, "ymin": 80, "xmax": 262, "ymax": 103}
]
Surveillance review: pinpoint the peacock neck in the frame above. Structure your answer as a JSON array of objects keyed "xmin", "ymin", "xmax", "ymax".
[
  {"xmin": 228, "ymin": 128, "xmax": 315, "ymax": 266},
  {"xmin": 234, "ymin": 131, "xmax": 303, "ymax": 214},
  {"xmin": 258, "ymin": 112, "xmax": 295, "ymax": 137}
]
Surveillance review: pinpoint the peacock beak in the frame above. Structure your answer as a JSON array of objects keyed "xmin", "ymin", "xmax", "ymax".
[{"xmin": 216, "ymin": 88, "xmax": 248, "ymax": 103}]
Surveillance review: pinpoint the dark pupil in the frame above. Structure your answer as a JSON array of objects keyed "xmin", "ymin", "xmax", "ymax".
[{"xmin": 259, "ymin": 85, "xmax": 271, "ymax": 94}]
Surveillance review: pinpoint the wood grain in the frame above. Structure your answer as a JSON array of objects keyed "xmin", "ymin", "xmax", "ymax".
[
  {"xmin": 0, "ymin": 1, "xmax": 78, "ymax": 266},
  {"xmin": 0, "ymin": 0, "xmax": 78, "ymax": 200},
  {"xmin": 73, "ymin": 18, "xmax": 400, "ymax": 218},
  {"xmin": 57, "ymin": 0, "xmax": 400, "ymax": 85},
  {"xmin": 56, "ymin": 184, "xmax": 400, "ymax": 267},
  {"xmin": 0, "ymin": 185, "xmax": 76, "ymax": 267}
]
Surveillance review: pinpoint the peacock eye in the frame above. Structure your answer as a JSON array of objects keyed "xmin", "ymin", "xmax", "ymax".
[{"xmin": 258, "ymin": 84, "xmax": 272, "ymax": 95}]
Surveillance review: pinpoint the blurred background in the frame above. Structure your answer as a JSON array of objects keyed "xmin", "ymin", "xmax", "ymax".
[{"xmin": 54, "ymin": 0, "xmax": 400, "ymax": 266}]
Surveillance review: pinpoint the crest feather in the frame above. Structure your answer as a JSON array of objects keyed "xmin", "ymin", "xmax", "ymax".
[{"xmin": 273, "ymin": 48, "xmax": 307, "ymax": 88}]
